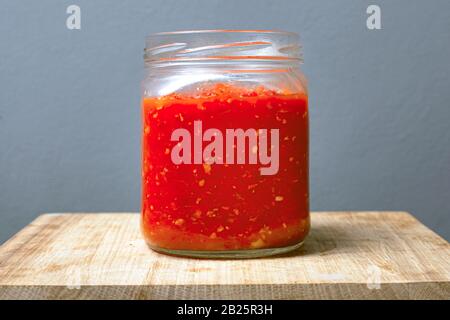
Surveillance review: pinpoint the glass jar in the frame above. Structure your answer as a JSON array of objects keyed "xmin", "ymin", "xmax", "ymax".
[{"xmin": 141, "ymin": 30, "xmax": 309, "ymax": 258}]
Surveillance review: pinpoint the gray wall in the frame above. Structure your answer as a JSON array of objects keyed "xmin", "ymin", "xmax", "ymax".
[{"xmin": 1, "ymin": 0, "xmax": 449, "ymax": 243}]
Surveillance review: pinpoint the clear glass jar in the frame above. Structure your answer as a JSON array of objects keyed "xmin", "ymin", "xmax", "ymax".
[{"xmin": 141, "ymin": 30, "xmax": 309, "ymax": 258}]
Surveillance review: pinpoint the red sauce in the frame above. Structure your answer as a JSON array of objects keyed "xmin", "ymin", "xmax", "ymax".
[{"xmin": 142, "ymin": 84, "xmax": 309, "ymax": 251}]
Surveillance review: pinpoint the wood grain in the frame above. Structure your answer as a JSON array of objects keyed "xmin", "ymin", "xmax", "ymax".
[{"xmin": 0, "ymin": 212, "xmax": 448, "ymax": 300}]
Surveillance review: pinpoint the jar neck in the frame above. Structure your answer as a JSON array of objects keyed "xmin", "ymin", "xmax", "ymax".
[{"xmin": 144, "ymin": 30, "xmax": 303, "ymax": 70}]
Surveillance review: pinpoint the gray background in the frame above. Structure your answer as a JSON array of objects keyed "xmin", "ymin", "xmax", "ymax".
[{"xmin": 1, "ymin": 0, "xmax": 449, "ymax": 244}]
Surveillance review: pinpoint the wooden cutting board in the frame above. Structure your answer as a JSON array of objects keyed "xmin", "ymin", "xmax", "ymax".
[{"xmin": 0, "ymin": 212, "xmax": 448, "ymax": 300}]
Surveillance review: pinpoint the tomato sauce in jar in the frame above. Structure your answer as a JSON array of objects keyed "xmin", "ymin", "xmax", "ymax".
[{"xmin": 141, "ymin": 30, "xmax": 309, "ymax": 258}]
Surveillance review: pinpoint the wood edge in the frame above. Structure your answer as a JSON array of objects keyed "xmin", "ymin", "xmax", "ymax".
[
  {"xmin": 1, "ymin": 282, "xmax": 448, "ymax": 300},
  {"xmin": 313, "ymin": 211, "xmax": 414, "ymax": 217},
  {"xmin": 38, "ymin": 212, "xmax": 140, "ymax": 219},
  {"xmin": 394, "ymin": 211, "xmax": 450, "ymax": 244},
  {"xmin": 0, "ymin": 214, "xmax": 57, "ymax": 250}
]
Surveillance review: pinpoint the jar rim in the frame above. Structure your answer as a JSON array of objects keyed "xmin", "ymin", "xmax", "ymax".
[
  {"xmin": 144, "ymin": 29, "xmax": 303, "ymax": 64},
  {"xmin": 151, "ymin": 29, "xmax": 299, "ymax": 36}
]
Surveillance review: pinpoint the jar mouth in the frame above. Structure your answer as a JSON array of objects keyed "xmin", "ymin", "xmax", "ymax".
[
  {"xmin": 152, "ymin": 29, "xmax": 299, "ymax": 36},
  {"xmin": 144, "ymin": 29, "xmax": 303, "ymax": 65}
]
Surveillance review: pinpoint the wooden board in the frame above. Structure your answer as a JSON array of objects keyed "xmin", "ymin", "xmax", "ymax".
[{"xmin": 0, "ymin": 212, "xmax": 449, "ymax": 300}]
